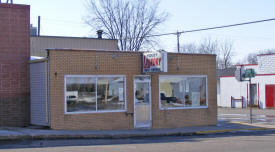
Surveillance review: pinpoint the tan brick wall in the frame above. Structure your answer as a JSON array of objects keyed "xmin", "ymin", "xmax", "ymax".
[{"xmin": 48, "ymin": 49, "xmax": 216, "ymax": 130}]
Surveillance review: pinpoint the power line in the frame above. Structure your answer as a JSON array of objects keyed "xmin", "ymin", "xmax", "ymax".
[
  {"xmin": 38, "ymin": 17, "xmax": 275, "ymax": 37},
  {"xmin": 147, "ymin": 18, "xmax": 275, "ymax": 38},
  {"xmin": 146, "ymin": 18, "xmax": 275, "ymax": 53},
  {"xmin": 43, "ymin": 18, "xmax": 85, "ymax": 25},
  {"xmin": 201, "ymin": 33, "xmax": 275, "ymax": 40}
]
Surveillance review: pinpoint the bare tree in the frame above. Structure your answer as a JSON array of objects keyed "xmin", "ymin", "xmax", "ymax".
[
  {"xmin": 246, "ymin": 49, "xmax": 275, "ymax": 64},
  {"xmin": 85, "ymin": 0, "xmax": 168, "ymax": 51},
  {"xmin": 198, "ymin": 37, "xmax": 219, "ymax": 54},
  {"xmin": 219, "ymin": 40, "xmax": 234, "ymax": 69},
  {"xmin": 180, "ymin": 43, "xmax": 198, "ymax": 53},
  {"xmin": 258, "ymin": 49, "xmax": 275, "ymax": 55},
  {"xmin": 180, "ymin": 37, "xmax": 235, "ymax": 69},
  {"xmin": 2, "ymin": 0, "xmax": 13, "ymax": 3},
  {"xmin": 246, "ymin": 53, "xmax": 258, "ymax": 64},
  {"xmin": 181, "ymin": 38, "xmax": 220, "ymax": 68}
]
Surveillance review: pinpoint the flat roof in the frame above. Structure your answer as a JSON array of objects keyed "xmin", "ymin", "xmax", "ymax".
[
  {"xmin": 257, "ymin": 53, "xmax": 275, "ymax": 56},
  {"xmin": 236, "ymin": 64, "xmax": 258, "ymax": 66},
  {"xmin": 46, "ymin": 48, "xmax": 216, "ymax": 56}
]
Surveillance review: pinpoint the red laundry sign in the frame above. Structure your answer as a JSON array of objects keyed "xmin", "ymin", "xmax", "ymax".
[{"xmin": 143, "ymin": 51, "xmax": 167, "ymax": 72}]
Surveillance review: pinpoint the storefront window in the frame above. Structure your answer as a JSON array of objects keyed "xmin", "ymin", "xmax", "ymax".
[
  {"xmin": 65, "ymin": 75, "xmax": 126, "ymax": 113},
  {"xmin": 97, "ymin": 77, "xmax": 125, "ymax": 111},
  {"xmin": 159, "ymin": 75, "xmax": 207, "ymax": 109},
  {"xmin": 66, "ymin": 77, "xmax": 96, "ymax": 112}
]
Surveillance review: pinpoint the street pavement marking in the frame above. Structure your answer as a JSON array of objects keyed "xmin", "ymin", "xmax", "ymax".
[
  {"xmin": 231, "ymin": 121, "xmax": 275, "ymax": 128},
  {"xmin": 196, "ymin": 128, "xmax": 275, "ymax": 134}
]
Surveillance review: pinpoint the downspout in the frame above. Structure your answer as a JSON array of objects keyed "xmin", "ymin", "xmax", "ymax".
[
  {"xmin": 46, "ymin": 49, "xmax": 50, "ymax": 126},
  {"xmin": 45, "ymin": 59, "xmax": 48, "ymax": 125}
]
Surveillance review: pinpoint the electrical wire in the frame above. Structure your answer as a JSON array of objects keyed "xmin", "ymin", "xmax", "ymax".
[
  {"xmin": 146, "ymin": 18, "xmax": 275, "ymax": 38},
  {"xmin": 33, "ymin": 17, "xmax": 275, "ymax": 40}
]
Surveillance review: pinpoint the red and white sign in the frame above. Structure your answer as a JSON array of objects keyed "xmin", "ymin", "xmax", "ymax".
[{"xmin": 143, "ymin": 51, "xmax": 167, "ymax": 72}]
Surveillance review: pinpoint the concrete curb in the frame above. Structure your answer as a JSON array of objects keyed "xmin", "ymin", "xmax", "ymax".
[{"xmin": 1, "ymin": 127, "xmax": 275, "ymax": 141}]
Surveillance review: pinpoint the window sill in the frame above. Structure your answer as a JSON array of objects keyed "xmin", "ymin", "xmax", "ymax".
[
  {"xmin": 65, "ymin": 110, "xmax": 127, "ymax": 115},
  {"xmin": 160, "ymin": 106, "xmax": 208, "ymax": 110}
]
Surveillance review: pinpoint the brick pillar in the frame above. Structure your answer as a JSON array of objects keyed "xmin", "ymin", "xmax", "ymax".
[{"xmin": 0, "ymin": 4, "xmax": 30, "ymax": 126}]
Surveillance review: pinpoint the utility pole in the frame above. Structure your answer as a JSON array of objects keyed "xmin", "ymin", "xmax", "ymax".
[
  {"xmin": 249, "ymin": 77, "xmax": 253, "ymax": 124},
  {"xmin": 38, "ymin": 16, "xmax": 41, "ymax": 36},
  {"xmin": 176, "ymin": 31, "xmax": 180, "ymax": 53}
]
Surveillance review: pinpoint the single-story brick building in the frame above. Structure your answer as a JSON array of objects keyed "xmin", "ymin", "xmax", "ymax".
[{"xmin": 30, "ymin": 49, "xmax": 217, "ymax": 130}]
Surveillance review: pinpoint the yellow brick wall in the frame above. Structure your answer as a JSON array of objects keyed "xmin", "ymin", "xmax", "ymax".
[{"xmin": 49, "ymin": 49, "xmax": 217, "ymax": 130}]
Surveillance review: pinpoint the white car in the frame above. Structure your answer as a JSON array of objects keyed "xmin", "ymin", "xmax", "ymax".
[{"xmin": 67, "ymin": 95, "xmax": 77, "ymax": 104}]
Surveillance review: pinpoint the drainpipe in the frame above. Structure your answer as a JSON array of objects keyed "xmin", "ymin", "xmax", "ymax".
[{"xmin": 46, "ymin": 49, "xmax": 51, "ymax": 126}]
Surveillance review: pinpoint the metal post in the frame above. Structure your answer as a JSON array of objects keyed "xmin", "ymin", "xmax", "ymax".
[
  {"xmin": 249, "ymin": 77, "xmax": 252, "ymax": 124},
  {"xmin": 38, "ymin": 16, "xmax": 41, "ymax": 36},
  {"xmin": 177, "ymin": 31, "xmax": 180, "ymax": 53}
]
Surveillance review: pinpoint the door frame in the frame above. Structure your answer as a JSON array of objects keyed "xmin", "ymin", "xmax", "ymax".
[
  {"xmin": 133, "ymin": 75, "xmax": 152, "ymax": 128},
  {"xmin": 250, "ymin": 83, "xmax": 257, "ymax": 106}
]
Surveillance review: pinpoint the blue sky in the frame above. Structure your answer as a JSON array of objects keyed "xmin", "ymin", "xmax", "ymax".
[{"xmin": 15, "ymin": 0, "xmax": 275, "ymax": 63}]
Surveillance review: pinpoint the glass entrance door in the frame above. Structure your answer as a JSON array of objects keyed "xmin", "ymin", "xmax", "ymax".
[
  {"xmin": 250, "ymin": 84, "xmax": 257, "ymax": 106},
  {"xmin": 134, "ymin": 76, "xmax": 151, "ymax": 128}
]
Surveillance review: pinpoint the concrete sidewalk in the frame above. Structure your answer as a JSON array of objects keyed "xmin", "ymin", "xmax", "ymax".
[
  {"xmin": 218, "ymin": 107, "xmax": 275, "ymax": 115},
  {"xmin": 0, "ymin": 121, "xmax": 275, "ymax": 141}
]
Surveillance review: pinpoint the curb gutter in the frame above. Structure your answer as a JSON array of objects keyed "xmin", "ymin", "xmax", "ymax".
[{"xmin": 1, "ymin": 127, "xmax": 275, "ymax": 141}]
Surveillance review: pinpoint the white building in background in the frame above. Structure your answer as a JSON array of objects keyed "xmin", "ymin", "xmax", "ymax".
[{"xmin": 219, "ymin": 53, "xmax": 275, "ymax": 109}]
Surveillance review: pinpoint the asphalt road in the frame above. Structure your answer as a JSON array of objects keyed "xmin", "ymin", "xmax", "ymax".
[{"xmin": 1, "ymin": 131, "xmax": 275, "ymax": 152}]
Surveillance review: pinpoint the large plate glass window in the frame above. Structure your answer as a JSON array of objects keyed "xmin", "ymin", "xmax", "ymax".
[
  {"xmin": 65, "ymin": 75, "xmax": 126, "ymax": 113},
  {"xmin": 159, "ymin": 75, "xmax": 207, "ymax": 109},
  {"xmin": 66, "ymin": 77, "xmax": 96, "ymax": 112},
  {"xmin": 97, "ymin": 77, "xmax": 125, "ymax": 111}
]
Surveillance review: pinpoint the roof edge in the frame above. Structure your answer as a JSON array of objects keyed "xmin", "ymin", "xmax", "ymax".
[
  {"xmin": 29, "ymin": 58, "xmax": 48, "ymax": 64},
  {"xmin": 0, "ymin": 3, "xmax": 30, "ymax": 9},
  {"xmin": 31, "ymin": 35, "xmax": 118, "ymax": 41},
  {"xmin": 236, "ymin": 64, "xmax": 258, "ymax": 66},
  {"xmin": 46, "ymin": 48, "xmax": 216, "ymax": 56},
  {"xmin": 257, "ymin": 53, "xmax": 275, "ymax": 57}
]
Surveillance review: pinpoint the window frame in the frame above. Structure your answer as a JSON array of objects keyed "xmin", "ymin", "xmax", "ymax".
[
  {"xmin": 64, "ymin": 75, "xmax": 127, "ymax": 114},
  {"xmin": 158, "ymin": 75, "xmax": 208, "ymax": 110}
]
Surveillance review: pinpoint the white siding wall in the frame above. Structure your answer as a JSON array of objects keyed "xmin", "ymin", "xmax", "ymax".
[
  {"xmin": 30, "ymin": 61, "xmax": 49, "ymax": 126},
  {"xmin": 217, "ymin": 80, "xmax": 221, "ymax": 106},
  {"xmin": 258, "ymin": 54, "xmax": 275, "ymax": 74},
  {"xmin": 220, "ymin": 77, "xmax": 248, "ymax": 108},
  {"xmin": 220, "ymin": 75, "xmax": 275, "ymax": 109}
]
